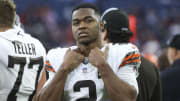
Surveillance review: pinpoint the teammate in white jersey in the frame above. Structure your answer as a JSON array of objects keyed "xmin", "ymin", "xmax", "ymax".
[
  {"xmin": 101, "ymin": 8, "xmax": 162, "ymax": 101},
  {"xmin": 35, "ymin": 3, "xmax": 140, "ymax": 101},
  {"xmin": 0, "ymin": 0, "xmax": 46, "ymax": 101}
]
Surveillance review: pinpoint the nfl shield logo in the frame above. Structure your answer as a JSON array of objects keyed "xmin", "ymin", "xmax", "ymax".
[{"xmin": 82, "ymin": 67, "xmax": 87, "ymax": 73}]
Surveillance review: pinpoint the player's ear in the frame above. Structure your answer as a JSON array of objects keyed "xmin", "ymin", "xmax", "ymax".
[
  {"xmin": 101, "ymin": 28, "xmax": 108, "ymax": 44},
  {"xmin": 100, "ymin": 21, "xmax": 105, "ymax": 32},
  {"xmin": 103, "ymin": 29, "xmax": 108, "ymax": 41}
]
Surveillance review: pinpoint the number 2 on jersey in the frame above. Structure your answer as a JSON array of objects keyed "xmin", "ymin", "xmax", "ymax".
[
  {"xmin": 74, "ymin": 80, "xmax": 97, "ymax": 101},
  {"xmin": 7, "ymin": 56, "xmax": 43, "ymax": 101}
]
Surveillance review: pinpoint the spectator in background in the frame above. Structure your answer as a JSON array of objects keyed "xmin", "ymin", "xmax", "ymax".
[
  {"xmin": 161, "ymin": 34, "xmax": 180, "ymax": 101},
  {"xmin": 101, "ymin": 8, "xmax": 162, "ymax": 101},
  {"xmin": 137, "ymin": 56, "xmax": 162, "ymax": 101},
  {"xmin": 158, "ymin": 49, "xmax": 170, "ymax": 71},
  {"xmin": 142, "ymin": 39, "xmax": 161, "ymax": 68},
  {"xmin": 168, "ymin": 16, "xmax": 180, "ymax": 36}
]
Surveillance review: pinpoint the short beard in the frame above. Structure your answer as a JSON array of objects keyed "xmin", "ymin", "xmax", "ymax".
[{"xmin": 77, "ymin": 37, "xmax": 98, "ymax": 46}]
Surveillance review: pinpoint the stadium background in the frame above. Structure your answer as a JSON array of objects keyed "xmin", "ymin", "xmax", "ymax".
[{"xmin": 14, "ymin": 0, "xmax": 180, "ymax": 68}]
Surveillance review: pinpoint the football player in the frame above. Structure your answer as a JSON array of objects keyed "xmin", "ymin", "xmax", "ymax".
[
  {"xmin": 101, "ymin": 8, "xmax": 161, "ymax": 101},
  {"xmin": 36, "ymin": 3, "xmax": 140, "ymax": 101},
  {"xmin": 0, "ymin": 0, "xmax": 46, "ymax": 101}
]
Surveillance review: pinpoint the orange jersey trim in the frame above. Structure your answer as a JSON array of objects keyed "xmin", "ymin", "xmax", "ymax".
[
  {"xmin": 45, "ymin": 67, "xmax": 55, "ymax": 72},
  {"xmin": 122, "ymin": 53, "xmax": 140, "ymax": 62},
  {"xmin": 46, "ymin": 61, "xmax": 52, "ymax": 67},
  {"xmin": 120, "ymin": 59, "xmax": 141, "ymax": 67},
  {"xmin": 45, "ymin": 61, "xmax": 55, "ymax": 72}
]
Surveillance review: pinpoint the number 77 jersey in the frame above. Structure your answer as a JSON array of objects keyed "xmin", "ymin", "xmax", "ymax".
[{"xmin": 0, "ymin": 28, "xmax": 46, "ymax": 101}]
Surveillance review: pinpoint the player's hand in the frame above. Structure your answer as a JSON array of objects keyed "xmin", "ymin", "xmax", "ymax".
[
  {"xmin": 88, "ymin": 46, "xmax": 109, "ymax": 68},
  {"xmin": 62, "ymin": 48, "xmax": 84, "ymax": 73}
]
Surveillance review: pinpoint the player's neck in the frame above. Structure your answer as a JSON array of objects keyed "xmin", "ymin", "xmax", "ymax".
[
  {"xmin": 0, "ymin": 27, "xmax": 12, "ymax": 32},
  {"xmin": 77, "ymin": 40, "xmax": 103, "ymax": 57}
]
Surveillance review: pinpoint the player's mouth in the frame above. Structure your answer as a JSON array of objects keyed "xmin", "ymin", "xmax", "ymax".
[{"xmin": 78, "ymin": 32, "xmax": 89, "ymax": 37}]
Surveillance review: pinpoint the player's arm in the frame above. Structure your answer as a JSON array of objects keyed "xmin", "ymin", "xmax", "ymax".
[
  {"xmin": 34, "ymin": 59, "xmax": 69, "ymax": 101},
  {"xmin": 35, "ymin": 48, "xmax": 84, "ymax": 101},
  {"xmin": 32, "ymin": 41, "xmax": 48, "ymax": 101},
  {"xmin": 35, "ymin": 64, "xmax": 69, "ymax": 101},
  {"xmin": 89, "ymin": 47, "xmax": 139, "ymax": 101},
  {"xmin": 101, "ymin": 63, "xmax": 137, "ymax": 101},
  {"xmin": 33, "ymin": 70, "xmax": 46, "ymax": 101}
]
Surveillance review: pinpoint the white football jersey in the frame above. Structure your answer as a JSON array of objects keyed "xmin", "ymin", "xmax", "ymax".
[
  {"xmin": 45, "ymin": 43, "xmax": 140, "ymax": 101},
  {"xmin": 0, "ymin": 28, "xmax": 46, "ymax": 101}
]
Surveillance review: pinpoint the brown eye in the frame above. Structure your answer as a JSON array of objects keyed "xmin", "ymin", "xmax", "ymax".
[
  {"xmin": 72, "ymin": 20, "xmax": 80, "ymax": 26},
  {"xmin": 84, "ymin": 18, "xmax": 94, "ymax": 23}
]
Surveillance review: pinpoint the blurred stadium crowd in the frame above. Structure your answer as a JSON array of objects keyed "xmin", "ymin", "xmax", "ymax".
[{"xmin": 14, "ymin": 0, "xmax": 180, "ymax": 69}]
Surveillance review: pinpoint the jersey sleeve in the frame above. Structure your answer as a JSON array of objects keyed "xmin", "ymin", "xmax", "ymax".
[
  {"xmin": 108, "ymin": 43, "xmax": 141, "ymax": 94},
  {"xmin": 45, "ymin": 60, "xmax": 55, "ymax": 73},
  {"xmin": 119, "ymin": 44, "xmax": 141, "ymax": 94},
  {"xmin": 119, "ymin": 51, "xmax": 141, "ymax": 68},
  {"xmin": 43, "ymin": 47, "xmax": 68, "ymax": 87},
  {"xmin": 45, "ymin": 48, "xmax": 68, "ymax": 72},
  {"xmin": 117, "ymin": 65, "xmax": 139, "ymax": 94}
]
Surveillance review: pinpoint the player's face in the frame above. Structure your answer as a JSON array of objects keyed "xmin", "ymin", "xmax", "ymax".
[
  {"xmin": 167, "ymin": 47, "xmax": 175, "ymax": 64},
  {"xmin": 72, "ymin": 8, "xmax": 101, "ymax": 45}
]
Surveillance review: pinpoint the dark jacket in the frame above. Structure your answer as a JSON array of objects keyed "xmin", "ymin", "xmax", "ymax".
[
  {"xmin": 161, "ymin": 59, "xmax": 180, "ymax": 101},
  {"xmin": 137, "ymin": 57, "xmax": 162, "ymax": 101}
]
